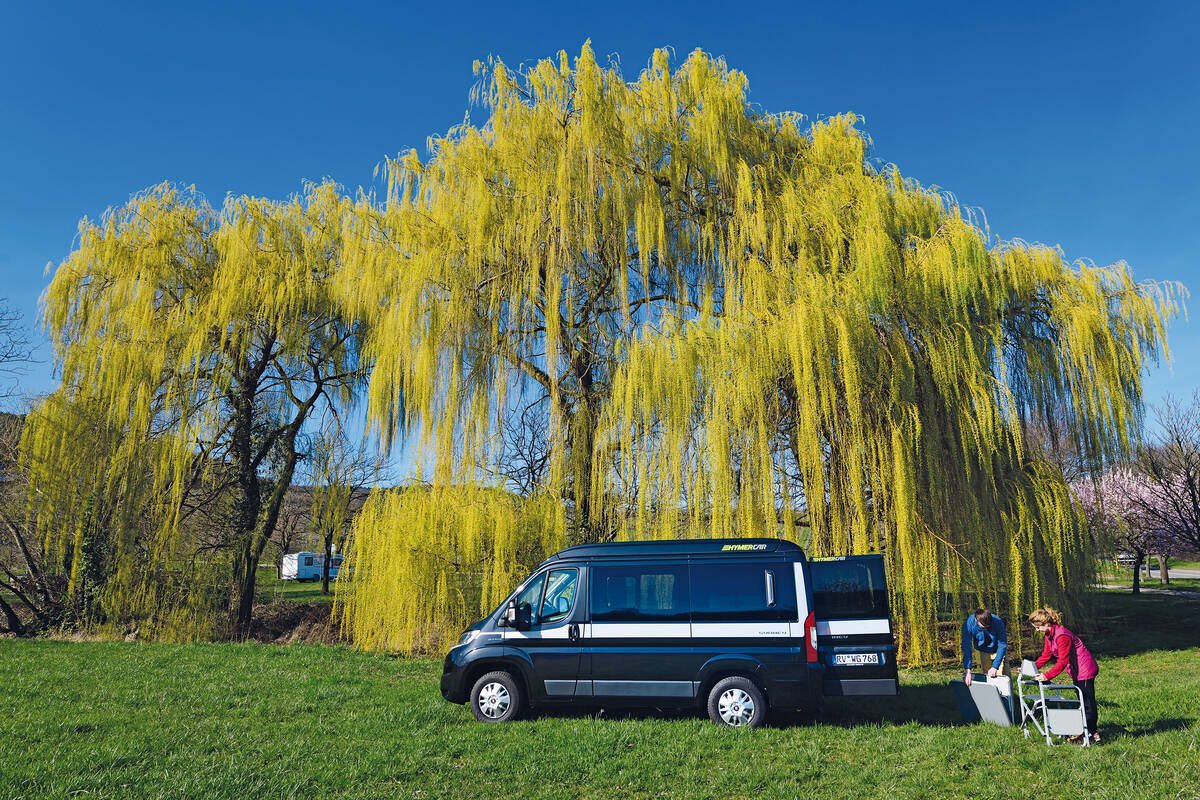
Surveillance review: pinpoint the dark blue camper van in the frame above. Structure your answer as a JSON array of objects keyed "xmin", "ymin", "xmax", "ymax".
[{"xmin": 440, "ymin": 539, "xmax": 898, "ymax": 728}]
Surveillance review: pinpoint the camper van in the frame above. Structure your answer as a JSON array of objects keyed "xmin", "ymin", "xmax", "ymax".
[
  {"xmin": 280, "ymin": 551, "xmax": 344, "ymax": 582},
  {"xmin": 439, "ymin": 539, "xmax": 897, "ymax": 728}
]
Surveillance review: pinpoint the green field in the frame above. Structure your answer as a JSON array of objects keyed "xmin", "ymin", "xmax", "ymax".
[
  {"xmin": 2, "ymin": 593, "xmax": 1198, "ymax": 800},
  {"xmin": 255, "ymin": 568, "xmax": 338, "ymax": 605},
  {"xmin": 1098, "ymin": 559, "xmax": 1200, "ymax": 593}
]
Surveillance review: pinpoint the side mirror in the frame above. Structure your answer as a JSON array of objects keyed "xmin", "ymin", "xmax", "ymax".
[
  {"xmin": 499, "ymin": 600, "xmax": 517, "ymax": 628},
  {"xmin": 516, "ymin": 601, "xmax": 533, "ymax": 631}
]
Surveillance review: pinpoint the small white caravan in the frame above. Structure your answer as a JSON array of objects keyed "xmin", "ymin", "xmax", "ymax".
[{"xmin": 280, "ymin": 552, "xmax": 344, "ymax": 582}]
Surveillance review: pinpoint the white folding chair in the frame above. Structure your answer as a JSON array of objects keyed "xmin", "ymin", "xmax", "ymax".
[{"xmin": 1016, "ymin": 659, "xmax": 1090, "ymax": 746}]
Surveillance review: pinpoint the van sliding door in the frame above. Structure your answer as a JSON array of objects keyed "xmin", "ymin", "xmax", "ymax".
[
  {"xmin": 810, "ymin": 555, "xmax": 899, "ymax": 696},
  {"xmin": 585, "ymin": 563, "xmax": 693, "ymax": 699}
]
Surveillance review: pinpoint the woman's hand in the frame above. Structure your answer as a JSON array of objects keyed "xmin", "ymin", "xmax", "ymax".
[
  {"xmin": 986, "ymin": 667, "xmax": 998, "ymax": 678},
  {"xmin": 1034, "ymin": 673, "xmax": 1049, "ymax": 682},
  {"xmin": 964, "ymin": 670, "xmax": 972, "ymax": 686}
]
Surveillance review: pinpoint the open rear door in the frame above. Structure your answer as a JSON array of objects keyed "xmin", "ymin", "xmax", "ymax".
[{"xmin": 811, "ymin": 555, "xmax": 899, "ymax": 696}]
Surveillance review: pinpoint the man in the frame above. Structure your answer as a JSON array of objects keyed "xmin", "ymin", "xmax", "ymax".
[{"xmin": 962, "ymin": 607, "xmax": 1008, "ymax": 686}]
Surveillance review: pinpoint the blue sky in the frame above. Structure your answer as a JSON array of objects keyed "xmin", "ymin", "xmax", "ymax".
[{"xmin": 2, "ymin": 1, "xmax": 1198, "ymax": 420}]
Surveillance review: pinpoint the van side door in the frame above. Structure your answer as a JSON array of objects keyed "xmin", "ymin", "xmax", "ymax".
[
  {"xmin": 584, "ymin": 562, "xmax": 694, "ymax": 700},
  {"xmin": 810, "ymin": 555, "xmax": 899, "ymax": 696},
  {"xmin": 502, "ymin": 567, "xmax": 583, "ymax": 702}
]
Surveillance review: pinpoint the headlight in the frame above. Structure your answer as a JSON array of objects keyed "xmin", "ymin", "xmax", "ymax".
[{"xmin": 458, "ymin": 629, "xmax": 481, "ymax": 647}]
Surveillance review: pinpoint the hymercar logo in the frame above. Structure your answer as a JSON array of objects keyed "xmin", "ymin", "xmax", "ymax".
[{"xmin": 720, "ymin": 544, "xmax": 769, "ymax": 552}]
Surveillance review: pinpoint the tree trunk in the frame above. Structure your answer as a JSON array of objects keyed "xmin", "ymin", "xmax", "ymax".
[
  {"xmin": 565, "ymin": 399, "xmax": 600, "ymax": 545},
  {"xmin": 229, "ymin": 374, "xmax": 263, "ymax": 636},
  {"xmin": 1131, "ymin": 553, "xmax": 1142, "ymax": 595},
  {"xmin": 322, "ymin": 532, "xmax": 333, "ymax": 595},
  {"xmin": 1158, "ymin": 554, "xmax": 1170, "ymax": 585},
  {"xmin": 234, "ymin": 543, "xmax": 259, "ymax": 633},
  {"xmin": 0, "ymin": 593, "xmax": 24, "ymax": 635},
  {"xmin": 235, "ymin": 415, "xmax": 307, "ymax": 629}
]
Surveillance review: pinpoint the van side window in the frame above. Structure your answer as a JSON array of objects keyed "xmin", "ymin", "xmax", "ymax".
[
  {"xmin": 590, "ymin": 565, "xmax": 689, "ymax": 622},
  {"xmin": 691, "ymin": 563, "xmax": 798, "ymax": 621},
  {"xmin": 539, "ymin": 569, "xmax": 578, "ymax": 624},
  {"xmin": 514, "ymin": 571, "xmax": 547, "ymax": 623},
  {"xmin": 304, "ymin": 556, "xmax": 313, "ymax": 567},
  {"xmin": 811, "ymin": 558, "xmax": 889, "ymax": 619}
]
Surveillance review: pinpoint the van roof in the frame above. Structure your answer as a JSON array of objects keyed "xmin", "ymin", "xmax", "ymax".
[{"xmin": 542, "ymin": 538, "xmax": 805, "ymax": 563}]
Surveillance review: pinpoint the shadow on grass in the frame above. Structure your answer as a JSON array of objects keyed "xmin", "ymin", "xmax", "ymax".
[
  {"xmin": 1083, "ymin": 592, "xmax": 1200, "ymax": 659},
  {"xmin": 524, "ymin": 684, "xmax": 962, "ymax": 729},
  {"xmin": 523, "ymin": 592, "xmax": 1198, "ymax": 731},
  {"xmin": 525, "ymin": 668, "xmax": 1197, "ymax": 738},
  {"xmin": 528, "ymin": 692, "xmax": 1196, "ymax": 739}
]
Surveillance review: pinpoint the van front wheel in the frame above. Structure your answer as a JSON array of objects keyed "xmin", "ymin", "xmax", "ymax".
[
  {"xmin": 470, "ymin": 671, "xmax": 522, "ymax": 723},
  {"xmin": 707, "ymin": 677, "xmax": 767, "ymax": 728}
]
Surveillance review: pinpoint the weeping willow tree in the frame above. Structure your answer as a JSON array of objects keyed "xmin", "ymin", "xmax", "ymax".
[
  {"xmin": 27, "ymin": 181, "xmax": 368, "ymax": 635},
  {"xmin": 332, "ymin": 43, "xmax": 1176, "ymax": 658}
]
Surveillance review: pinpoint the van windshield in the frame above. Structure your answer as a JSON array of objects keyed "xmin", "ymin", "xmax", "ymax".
[{"xmin": 811, "ymin": 557, "xmax": 889, "ymax": 619}]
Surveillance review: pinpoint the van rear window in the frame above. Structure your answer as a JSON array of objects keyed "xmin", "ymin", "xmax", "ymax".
[{"xmin": 811, "ymin": 557, "xmax": 889, "ymax": 619}]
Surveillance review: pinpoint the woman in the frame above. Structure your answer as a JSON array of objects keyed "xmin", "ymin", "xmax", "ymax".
[{"xmin": 1029, "ymin": 607, "xmax": 1100, "ymax": 743}]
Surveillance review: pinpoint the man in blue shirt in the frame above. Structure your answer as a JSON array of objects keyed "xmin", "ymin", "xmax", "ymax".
[{"xmin": 962, "ymin": 607, "xmax": 1008, "ymax": 686}]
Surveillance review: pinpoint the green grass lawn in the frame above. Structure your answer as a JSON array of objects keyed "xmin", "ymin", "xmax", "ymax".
[
  {"xmin": 1097, "ymin": 564, "xmax": 1200, "ymax": 593},
  {"xmin": 255, "ymin": 568, "xmax": 337, "ymax": 605},
  {"xmin": 2, "ymin": 593, "xmax": 1198, "ymax": 800}
]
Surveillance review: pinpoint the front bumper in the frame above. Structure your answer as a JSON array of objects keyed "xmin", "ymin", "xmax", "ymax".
[{"xmin": 440, "ymin": 648, "xmax": 470, "ymax": 703}]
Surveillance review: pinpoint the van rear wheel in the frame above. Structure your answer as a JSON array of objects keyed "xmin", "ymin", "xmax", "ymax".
[
  {"xmin": 707, "ymin": 677, "xmax": 767, "ymax": 728},
  {"xmin": 470, "ymin": 671, "xmax": 522, "ymax": 723}
]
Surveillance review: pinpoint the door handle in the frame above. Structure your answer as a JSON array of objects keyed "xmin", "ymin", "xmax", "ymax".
[{"xmin": 569, "ymin": 623, "xmax": 580, "ymax": 642}]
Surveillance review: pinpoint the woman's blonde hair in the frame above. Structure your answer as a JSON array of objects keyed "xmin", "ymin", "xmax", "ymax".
[{"xmin": 1028, "ymin": 607, "xmax": 1062, "ymax": 627}]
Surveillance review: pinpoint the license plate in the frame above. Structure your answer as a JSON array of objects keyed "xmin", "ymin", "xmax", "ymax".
[{"xmin": 833, "ymin": 653, "xmax": 880, "ymax": 666}]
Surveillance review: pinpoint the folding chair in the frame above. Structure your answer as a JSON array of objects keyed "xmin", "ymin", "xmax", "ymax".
[{"xmin": 1016, "ymin": 659, "xmax": 1090, "ymax": 746}]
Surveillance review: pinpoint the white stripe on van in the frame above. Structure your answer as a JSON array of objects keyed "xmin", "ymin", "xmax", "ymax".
[
  {"xmin": 816, "ymin": 618, "xmax": 890, "ymax": 636},
  {"xmin": 691, "ymin": 622, "xmax": 792, "ymax": 638},
  {"xmin": 504, "ymin": 626, "xmax": 572, "ymax": 641}
]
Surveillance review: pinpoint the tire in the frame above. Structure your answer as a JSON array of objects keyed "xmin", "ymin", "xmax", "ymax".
[
  {"xmin": 469, "ymin": 671, "xmax": 522, "ymax": 723},
  {"xmin": 707, "ymin": 676, "xmax": 767, "ymax": 728}
]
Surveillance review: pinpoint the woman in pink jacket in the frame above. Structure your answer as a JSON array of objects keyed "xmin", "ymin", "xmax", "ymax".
[{"xmin": 1029, "ymin": 607, "xmax": 1101, "ymax": 743}]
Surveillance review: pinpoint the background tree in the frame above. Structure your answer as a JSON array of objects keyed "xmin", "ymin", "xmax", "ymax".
[
  {"xmin": 0, "ymin": 302, "xmax": 38, "ymax": 632},
  {"xmin": 1, "ymin": 396, "xmax": 153, "ymax": 635},
  {"xmin": 29, "ymin": 182, "xmax": 368, "ymax": 635},
  {"xmin": 1126, "ymin": 394, "xmax": 1200, "ymax": 559},
  {"xmin": 0, "ymin": 299, "xmax": 35, "ymax": 408},
  {"xmin": 338, "ymin": 45, "xmax": 1178, "ymax": 659},
  {"xmin": 308, "ymin": 423, "xmax": 383, "ymax": 595},
  {"xmin": 486, "ymin": 397, "xmax": 552, "ymax": 496},
  {"xmin": 268, "ymin": 488, "xmax": 313, "ymax": 580},
  {"xmin": 0, "ymin": 411, "xmax": 38, "ymax": 634},
  {"xmin": 1072, "ymin": 469, "xmax": 1187, "ymax": 594}
]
